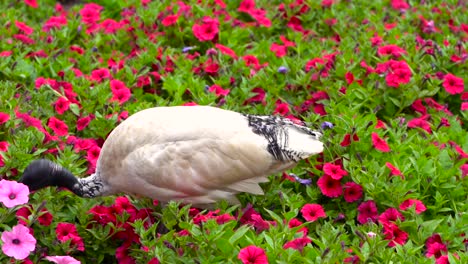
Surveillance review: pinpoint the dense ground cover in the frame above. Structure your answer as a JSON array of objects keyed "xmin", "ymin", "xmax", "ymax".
[{"xmin": 0, "ymin": 0, "xmax": 467, "ymax": 263}]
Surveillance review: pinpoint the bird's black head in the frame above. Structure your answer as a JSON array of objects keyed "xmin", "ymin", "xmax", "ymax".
[{"xmin": 19, "ymin": 159, "xmax": 79, "ymax": 192}]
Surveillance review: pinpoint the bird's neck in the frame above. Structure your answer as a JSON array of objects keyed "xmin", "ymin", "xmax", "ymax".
[{"xmin": 75, "ymin": 173, "xmax": 109, "ymax": 198}]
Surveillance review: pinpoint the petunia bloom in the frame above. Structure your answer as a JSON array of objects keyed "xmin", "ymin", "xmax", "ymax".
[
  {"xmin": 399, "ymin": 199, "xmax": 426, "ymax": 214},
  {"xmin": 45, "ymin": 256, "xmax": 81, "ymax": 264},
  {"xmin": 301, "ymin": 204, "xmax": 326, "ymax": 222},
  {"xmin": 371, "ymin": 132, "xmax": 391, "ymax": 152},
  {"xmin": 317, "ymin": 175, "xmax": 343, "ymax": 198},
  {"xmin": 343, "ymin": 182, "xmax": 363, "ymax": 203},
  {"xmin": 0, "ymin": 180, "xmax": 29, "ymax": 208},
  {"xmin": 385, "ymin": 162, "xmax": 403, "ymax": 177},
  {"xmin": 357, "ymin": 200, "xmax": 379, "ymax": 224},
  {"xmin": 383, "ymin": 223, "xmax": 408, "ymax": 247},
  {"xmin": 1, "ymin": 224, "xmax": 36, "ymax": 260},
  {"xmin": 442, "ymin": 73, "xmax": 464, "ymax": 94},
  {"xmin": 283, "ymin": 237, "xmax": 312, "ymax": 253},
  {"xmin": 238, "ymin": 245, "xmax": 268, "ymax": 264},
  {"xmin": 323, "ymin": 163, "xmax": 348, "ymax": 180}
]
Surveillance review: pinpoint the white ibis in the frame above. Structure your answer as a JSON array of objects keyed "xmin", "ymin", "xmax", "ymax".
[{"xmin": 20, "ymin": 106, "xmax": 323, "ymax": 206}]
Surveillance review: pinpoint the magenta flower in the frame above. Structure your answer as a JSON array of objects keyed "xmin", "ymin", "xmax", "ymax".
[
  {"xmin": 0, "ymin": 180, "xmax": 29, "ymax": 208},
  {"xmin": 1, "ymin": 224, "xmax": 36, "ymax": 260},
  {"xmin": 45, "ymin": 256, "xmax": 81, "ymax": 264}
]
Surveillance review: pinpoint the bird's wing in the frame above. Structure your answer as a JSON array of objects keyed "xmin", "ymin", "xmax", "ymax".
[{"xmin": 113, "ymin": 136, "xmax": 292, "ymax": 205}]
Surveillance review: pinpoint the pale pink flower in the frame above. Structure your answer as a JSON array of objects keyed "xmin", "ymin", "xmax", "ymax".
[
  {"xmin": 1, "ymin": 224, "xmax": 36, "ymax": 260},
  {"xmin": 45, "ymin": 256, "xmax": 81, "ymax": 264},
  {"xmin": 0, "ymin": 180, "xmax": 29, "ymax": 208}
]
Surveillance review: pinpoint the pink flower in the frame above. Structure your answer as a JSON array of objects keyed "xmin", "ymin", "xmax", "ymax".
[
  {"xmin": 215, "ymin": 44, "xmax": 237, "ymax": 59},
  {"xmin": 317, "ymin": 175, "xmax": 342, "ymax": 198},
  {"xmin": 301, "ymin": 204, "xmax": 326, "ymax": 222},
  {"xmin": 357, "ymin": 200, "xmax": 379, "ymax": 224},
  {"xmin": 399, "ymin": 199, "xmax": 426, "ymax": 214},
  {"xmin": 323, "ymin": 163, "xmax": 348, "ymax": 180},
  {"xmin": 343, "ymin": 182, "xmax": 363, "ymax": 203},
  {"xmin": 90, "ymin": 68, "xmax": 110, "ymax": 82},
  {"xmin": 76, "ymin": 116, "xmax": 92, "ymax": 131},
  {"xmin": 238, "ymin": 245, "xmax": 268, "ymax": 264},
  {"xmin": 208, "ymin": 84, "xmax": 230, "ymax": 97},
  {"xmin": 442, "ymin": 73, "xmax": 464, "ymax": 94},
  {"xmin": 161, "ymin": 14, "xmax": 179, "ymax": 27},
  {"xmin": 283, "ymin": 237, "xmax": 312, "ymax": 252},
  {"xmin": 385, "ymin": 162, "xmax": 403, "ymax": 177},
  {"xmin": 383, "ymin": 223, "xmax": 408, "ymax": 247},
  {"xmin": 379, "ymin": 207, "xmax": 404, "ymax": 224},
  {"xmin": 192, "ymin": 17, "xmax": 219, "ymax": 42},
  {"xmin": 45, "ymin": 256, "xmax": 81, "ymax": 264},
  {"xmin": 0, "ymin": 180, "xmax": 29, "ymax": 208},
  {"xmin": 53, "ymin": 97, "xmax": 70, "ymax": 114},
  {"xmin": 15, "ymin": 21, "xmax": 34, "ymax": 35},
  {"xmin": 371, "ymin": 132, "xmax": 391, "ymax": 152},
  {"xmin": 378, "ymin": 44, "xmax": 407, "ymax": 58},
  {"xmin": 1, "ymin": 224, "xmax": 36, "ymax": 260},
  {"xmin": 48, "ymin": 117, "xmax": 69, "ymax": 136},
  {"xmin": 24, "ymin": 0, "xmax": 38, "ymax": 8}
]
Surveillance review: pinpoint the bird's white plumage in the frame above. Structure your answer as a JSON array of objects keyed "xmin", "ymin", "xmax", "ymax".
[{"xmin": 94, "ymin": 106, "xmax": 323, "ymax": 206}]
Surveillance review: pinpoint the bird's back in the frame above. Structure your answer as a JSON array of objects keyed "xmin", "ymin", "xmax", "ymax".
[{"xmin": 95, "ymin": 106, "xmax": 322, "ymax": 205}]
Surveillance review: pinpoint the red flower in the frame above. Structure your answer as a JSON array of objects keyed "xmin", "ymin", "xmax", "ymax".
[
  {"xmin": 192, "ymin": 17, "xmax": 219, "ymax": 42},
  {"xmin": 407, "ymin": 116, "xmax": 432, "ymax": 134},
  {"xmin": 461, "ymin": 164, "xmax": 468, "ymax": 178},
  {"xmin": 15, "ymin": 21, "xmax": 34, "ymax": 35},
  {"xmin": 383, "ymin": 223, "xmax": 408, "ymax": 247},
  {"xmin": 357, "ymin": 200, "xmax": 379, "ymax": 224},
  {"xmin": 76, "ymin": 116, "xmax": 92, "ymax": 131},
  {"xmin": 283, "ymin": 236, "xmax": 312, "ymax": 252},
  {"xmin": 14, "ymin": 34, "xmax": 35, "ymax": 45},
  {"xmin": 16, "ymin": 206, "xmax": 32, "ymax": 225},
  {"xmin": 0, "ymin": 112, "xmax": 9, "ymax": 125},
  {"xmin": 317, "ymin": 175, "xmax": 343, "ymax": 198},
  {"xmin": 442, "ymin": 73, "xmax": 464, "ymax": 94},
  {"xmin": 426, "ymin": 242, "xmax": 447, "ymax": 259},
  {"xmin": 288, "ymin": 218, "xmax": 308, "ymax": 235},
  {"xmin": 244, "ymin": 87, "xmax": 266, "ymax": 105},
  {"xmin": 301, "ymin": 204, "xmax": 326, "ymax": 222},
  {"xmin": 162, "ymin": 14, "xmax": 179, "ymax": 27},
  {"xmin": 270, "ymin": 43, "xmax": 287, "ymax": 57},
  {"xmin": 238, "ymin": 245, "xmax": 268, "ymax": 264},
  {"xmin": 111, "ymin": 87, "xmax": 132, "ymax": 104},
  {"xmin": 38, "ymin": 208, "xmax": 53, "ymax": 226},
  {"xmin": 385, "ymin": 162, "xmax": 403, "ymax": 177},
  {"xmin": 238, "ymin": 0, "xmax": 255, "ymax": 13},
  {"xmin": 24, "ymin": 0, "xmax": 38, "ymax": 8},
  {"xmin": 80, "ymin": 4, "xmax": 102, "ymax": 25},
  {"xmin": 411, "ymin": 99, "xmax": 427, "ymax": 115},
  {"xmin": 53, "ymin": 97, "xmax": 70, "ymax": 115},
  {"xmin": 378, "ymin": 207, "xmax": 404, "ymax": 224},
  {"xmin": 116, "ymin": 242, "xmax": 136, "ymax": 264},
  {"xmin": 371, "ymin": 132, "xmax": 390, "ymax": 152},
  {"xmin": 215, "ymin": 44, "xmax": 237, "ymax": 59},
  {"xmin": 399, "ymin": 199, "xmax": 426, "ymax": 214},
  {"xmin": 101, "ymin": 19, "xmax": 121, "ymax": 34},
  {"xmin": 208, "ymin": 84, "xmax": 230, "ymax": 97},
  {"xmin": 340, "ymin": 133, "xmax": 359, "ymax": 147},
  {"xmin": 386, "ymin": 67, "xmax": 412, "ymax": 87},
  {"xmin": 43, "ymin": 15, "xmax": 68, "ymax": 31},
  {"xmin": 273, "ymin": 102, "xmax": 289, "ymax": 116},
  {"xmin": 377, "ymin": 44, "xmax": 407, "ymax": 58},
  {"xmin": 343, "ymin": 182, "xmax": 363, "ymax": 203},
  {"xmin": 48, "ymin": 117, "xmax": 68, "ymax": 136},
  {"xmin": 90, "ymin": 68, "xmax": 110, "ymax": 82},
  {"xmin": 55, "ymin": 222, "xmax": 85, "ymax": 251},
  {"xmin": 391, "ymin": 0, "xmax": 410, "ymax": 10},
  {"xmin": 323, "ymin": 163, "xmax": 348, "ymax": 180}
]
